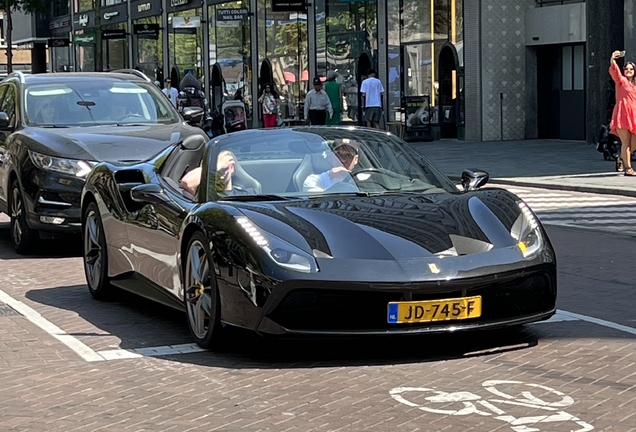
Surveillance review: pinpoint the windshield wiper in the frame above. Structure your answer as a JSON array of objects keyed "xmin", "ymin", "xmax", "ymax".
[
  {"xmin": 115, "ymin": 123, "xmax": 156, "ymax": 127},
  {"xmin": 38, "ymin": 125, "xmax": 71, "ymax": 128},
  {"xmin": 220, "ymin": 194, "xmax": 295, "ymax": 202}
]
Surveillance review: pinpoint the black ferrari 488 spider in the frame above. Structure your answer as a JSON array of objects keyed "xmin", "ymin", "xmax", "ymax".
[{"xmin": 81, "ymin": 126, "xmax": 556, "ymax": 348}]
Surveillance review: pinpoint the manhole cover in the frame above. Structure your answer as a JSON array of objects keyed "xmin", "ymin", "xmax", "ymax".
[{"xmin": 0, "ymin": 304, "xmax": 20, "ymax": 317}]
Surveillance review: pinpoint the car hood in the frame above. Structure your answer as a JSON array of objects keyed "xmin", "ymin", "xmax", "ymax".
[
  {"xmin": 236, "ymin": 189, "xmax": 527, "ymax": 262},
  {"xmin": 22, "ymin": 123, "xmax": 203, "ymax": 162}
]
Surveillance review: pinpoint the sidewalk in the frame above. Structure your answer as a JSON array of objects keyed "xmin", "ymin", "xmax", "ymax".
[{"xmin": 408, "ymin": 139, "xmax": 636, "ymax": 197}]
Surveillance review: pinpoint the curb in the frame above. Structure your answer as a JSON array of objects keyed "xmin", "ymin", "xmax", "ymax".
[{"xmin": 488, "ymin": 179, "xmax": 636, "ymax": 198}]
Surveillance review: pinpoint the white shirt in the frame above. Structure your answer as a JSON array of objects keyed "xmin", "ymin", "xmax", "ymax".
[
  {"xmin": 360, "ymin": 77, "xmax": 384, "ymax": 108},
  {"xmin": 163, "ymin": 87, "xmax": 179, "ymax": 108}
]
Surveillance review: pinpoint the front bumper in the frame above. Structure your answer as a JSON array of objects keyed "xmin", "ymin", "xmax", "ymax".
[
  {"xmin": 21, "ymin": 167, "xmax": 84, "ymax": 235},
  {"xmin": 252, "ymin": 266, "xmax": 557, "ymax": 336}
]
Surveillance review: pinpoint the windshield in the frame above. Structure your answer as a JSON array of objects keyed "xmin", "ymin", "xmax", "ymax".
[
  {"xmin": 204, "ymin": 128, "xmax": 458, "ymax": 201},
  {"xmin": 24, "ymin": 80, "xmax": 180, "ymax": 127}
]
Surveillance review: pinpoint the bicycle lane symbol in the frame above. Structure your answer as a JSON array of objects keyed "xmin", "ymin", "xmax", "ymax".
[{"xmin": 390, "ymin": 380, "xmax": 594, "ymax": 432}]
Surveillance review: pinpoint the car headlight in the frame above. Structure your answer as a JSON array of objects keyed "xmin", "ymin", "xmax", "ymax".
[
  {"xmin": 510, "ymin": 201, "xmax": 544, "ymax": 259},
  {"xmin": 28, "ymin": 150, "xmax": 96, "ymax": 178},
  {"xmin": 236, "ymin": 216, "xmax": 318, "ymax": 273}
]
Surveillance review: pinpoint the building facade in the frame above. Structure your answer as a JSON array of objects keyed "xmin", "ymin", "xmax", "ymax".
[{"xmin": 6, "ymin": 0, "xmax": 630, "ymax": 142}]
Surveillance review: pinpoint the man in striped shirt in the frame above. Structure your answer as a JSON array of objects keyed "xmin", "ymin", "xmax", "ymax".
[{"xmin": 304, "ymin": 77, "xmax": 334, "ymax": 125}]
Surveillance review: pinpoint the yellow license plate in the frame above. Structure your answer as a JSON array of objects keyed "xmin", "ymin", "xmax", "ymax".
[{"xmin": 387, "ymin": 296, "xmax": 482, "ymax": 324}]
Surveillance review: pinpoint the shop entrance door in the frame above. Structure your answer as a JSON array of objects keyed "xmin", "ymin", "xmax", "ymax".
[{"xmin": 537, "ymin": 44, "xmax": 585, "ymax": 140}]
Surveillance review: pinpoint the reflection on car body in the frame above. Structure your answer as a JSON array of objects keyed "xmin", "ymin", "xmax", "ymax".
[{"xmin": 81, "ymin": 126, "xmax": 557, "ymax": 349}]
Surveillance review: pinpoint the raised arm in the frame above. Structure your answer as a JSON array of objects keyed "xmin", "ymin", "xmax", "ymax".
[{"xmin": 609, "ymin": 50, "xmax": 629, "ymax": 87}]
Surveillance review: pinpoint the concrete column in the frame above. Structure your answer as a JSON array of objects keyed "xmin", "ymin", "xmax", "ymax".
[
  {"xmin": 463, "ymin": 0, "xmax": 482, "ymax": 141},
  {"xmin": 377, "ymin": 0, "xmax": 388, "ymax": 129},
  {"xmin": 587, "ymin": 0, "xmax": 624, "ymax": 144}
]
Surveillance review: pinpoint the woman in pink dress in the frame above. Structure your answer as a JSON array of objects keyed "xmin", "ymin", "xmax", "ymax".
[{"xmin": 609, "ymin": 50, "xmax": 636, "ymax": 176}]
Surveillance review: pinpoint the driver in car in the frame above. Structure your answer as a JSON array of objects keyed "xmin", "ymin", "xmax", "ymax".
[
  {"xmin": 180, "ymin": 150, "xmax": 257, "ymax": 197},
  {"xmin": 303, "ymin": 140, "xmax": 360, "ymax": 192}
]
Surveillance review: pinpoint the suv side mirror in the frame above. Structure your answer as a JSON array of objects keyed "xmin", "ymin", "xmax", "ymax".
[
  {"xmin": 0, "ymin": 112, "xmax": 10, "ymax": 129},
  {"xmin": 461, "ymin": 169, "xmax": 489, "ymax": 191}
]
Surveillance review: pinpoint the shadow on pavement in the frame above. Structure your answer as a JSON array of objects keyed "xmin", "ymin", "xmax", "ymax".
[
  {"xmin": 0, "ymin": 222, "xmax": 82, "ymax": 259},
  {"xmin": 27, "ymin": 284, "xmax": 542, "ymax": 369}
]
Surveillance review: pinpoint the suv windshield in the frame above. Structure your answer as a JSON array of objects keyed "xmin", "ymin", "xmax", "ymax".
[
  {"xmin": 24, "ymin": 79, "xmax": 180, "ymax": 127},
  {"xmin": 205, "ymin": 128, "xmax": 458, "ymax": 201}
]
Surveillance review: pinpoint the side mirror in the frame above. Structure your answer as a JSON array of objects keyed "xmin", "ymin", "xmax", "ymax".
[
  {"xmin": 182, "ymin": 106, "xmax": 205, "ymax": 125},
  {"xmin": 461, "ymin": 169, "xmax": 489, "ymax": 191},
  {"xmin": 130, "ymin": 183, "xmax": 167, "ymax": 205},
  {"xmin": 0, "ymin": 112, "xmax": 10, "ymax": 129}
]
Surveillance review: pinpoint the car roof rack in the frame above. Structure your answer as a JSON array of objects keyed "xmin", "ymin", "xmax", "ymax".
[{"xmin": 111, "ymin": 69, "xmax": 152, "ymax": 82}]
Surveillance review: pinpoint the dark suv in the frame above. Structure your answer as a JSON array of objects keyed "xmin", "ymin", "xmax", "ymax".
[{"xmin": 0, "ymin": 70, "xmax": 208, "ymax": 254}]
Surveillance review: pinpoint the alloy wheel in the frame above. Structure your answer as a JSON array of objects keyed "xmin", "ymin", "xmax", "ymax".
[
  {"xmin": 84, "ymin": 209, "xmax": 103, "ymax": 290},
  {"xmin": 185, "ymin": 239, "xmax": 214, "ymax": 339},
  {"xmin": 10, "ymin": 186, "xmax": 23, "ymax": 247}
]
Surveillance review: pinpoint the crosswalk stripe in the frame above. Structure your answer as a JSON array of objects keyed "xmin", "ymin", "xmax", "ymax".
[{"xmin": 500, "ymin": 185, "xmax": 636, "ymax": 235}]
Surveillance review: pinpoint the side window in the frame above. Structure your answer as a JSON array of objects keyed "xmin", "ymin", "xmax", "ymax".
[{"xmin": 0, "ymin": 85, "xmax": 17, "ymax": 128}]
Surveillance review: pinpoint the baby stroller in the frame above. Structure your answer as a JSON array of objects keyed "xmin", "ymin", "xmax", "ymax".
[
  {"xmin": 222, "ymin": 99, "xmax": 248, "ymax": 133},
  {"xmin": 595, "ymin": 123, "xmax": 621, "ymax": 161}
]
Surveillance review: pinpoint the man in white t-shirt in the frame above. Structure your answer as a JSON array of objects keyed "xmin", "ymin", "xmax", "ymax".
[
  {"xmin": 359, "ymin": 68, "xmax": 384, "ymax": 129},
  {"xmin": 162, "ymin": 78, "xmax": 179, "ymax": 108}
]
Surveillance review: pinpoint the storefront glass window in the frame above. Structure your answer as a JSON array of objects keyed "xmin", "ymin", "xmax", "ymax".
[
  {"xmin": 208, "ymin": 2, "xmax": 251, "ymax": 105},
  {"xmin": 102, "ymin": 23, "xmax": 127, "ymax": 71},
  {"xmin": 75, "ymin": 0, "xmax": 94, "ymax": 13},
  {"xmin": 134, "ymin": 17, "xmax": 163, "ymax": 84},
  {"xmin": 50, "ymin": 0, "xmax": 70, "ymax": 17},
  {"xmin": 76, "ymin": 44, "xmax": 96, "ymax": 71},
  {"xmin": 315, "ymin": 0, "xmax": 377, "ymax": 122},
  {"xmin": 259, "ymin": 6, "xmax": 308, "ymax": 118},
  {"xmin": 52, "ymin": 46, "xmax": 72, "ymax": 72},
  {"xmin": 168, "ymin": 9, "xmax": 204, "ymax": 85}
]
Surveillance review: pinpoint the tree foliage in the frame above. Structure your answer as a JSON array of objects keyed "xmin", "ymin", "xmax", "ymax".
[{"xmin": 1, "ymin": 0, "xmax": 48, "ymax": 72}]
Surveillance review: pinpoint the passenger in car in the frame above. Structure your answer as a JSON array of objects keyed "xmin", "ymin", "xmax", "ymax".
[
  {"xmin": 303, "ymin": 140, "xmax": 359, "ymax": 192},
  {"xmin": 179, "ymin": 150, "xmax": 257, "ymax": 197}
]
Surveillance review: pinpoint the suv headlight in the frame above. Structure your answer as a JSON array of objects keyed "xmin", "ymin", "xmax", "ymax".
[
  {"xmin": 510, "ymin": 201, "xmax": 544, "ymax": 259},
  {"xmin": 29, "ymin": 150, "xmax": 97, "ymax": 178},
  {"xmin": 236, "ymin": 216, "xmax": 318, "ymax": 273}
]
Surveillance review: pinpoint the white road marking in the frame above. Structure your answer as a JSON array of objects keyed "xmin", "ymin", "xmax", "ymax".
[
  {"xmin": 0, "ymin": 289, "xmax": 105, "ymax": 362},
  {"xmin": 391, "ymin": 381, "xmax": 594, "ymax": 431}
]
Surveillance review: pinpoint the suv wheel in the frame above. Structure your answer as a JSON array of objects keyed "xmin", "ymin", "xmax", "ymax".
[{"xmin": 10, "ymin": 179, "xmax": 38, "ymax": 254}]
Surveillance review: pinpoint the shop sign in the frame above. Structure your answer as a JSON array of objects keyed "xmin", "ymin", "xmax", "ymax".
[
  {"xmin": 73, "ymin": 33, "xmax": 96, "ymax": 45},
  {"xmin": 49, "ymin": 17, "xmax": 71, "ymax": 31},
  {"xmin": 133, "ymin": 23, "xmax": 160, "ymax": 39},
  {"xmin": 101, "ymin": 3, "xmax": 128, "ymax": 24},
  {"xmin": 271, "ymin": 0, "xmax": 306, "ymax": 12},
  {"xmin": 102, "ymin": 29, "xmax": 126, "ymax": 39},
  {"xmin": 172, "ymin": 16, "xmax": 201, "ymax": 28},
  {"xmin": 170, "ymin": 0, "xmax": 188, "ymax": 7},
  {"xmin": 48, "ymin": 38, "xmax": 70, "ymax": 47},
  {"xmin": 131, "ymin": 0, "xmax": 162, "ymax": 19},
  {"xmin": 216, "ymin": 8, "xmax": 249, "ymax": 21},
  {"xmin": 73, "ymin": 11, "xmax": 95, "ymax": 28},
  {"xmin": 403, "ymin": 95, "xmax": 431, "ymax": 132}
]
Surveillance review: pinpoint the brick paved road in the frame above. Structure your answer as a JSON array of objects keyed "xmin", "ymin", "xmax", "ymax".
[{"xmin": 0, "ymin": 208, "xmax": 635, "ymax": 432}]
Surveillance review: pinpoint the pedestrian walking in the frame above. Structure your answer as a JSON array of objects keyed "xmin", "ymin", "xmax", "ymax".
[
  {"xmin": 304, "ymin": 77, "xmax": 333, "ymax": 125},
  {"xmin": 162, "ymin": 78, "xmax": 179, "ymax": 108},
  {"xmin": 258, "ymin": 83, "xmax": 279, "ymax": 128},
  {"xmin": 324, "ymin": 71, "xmax": 342, "ymax": 125},
  {"xmin": 345, "ymin": 78, "xmax": 358, "ymax": 121},
  {"xmin": 609, "ymin": 50, "xmax": 636, "ymax": 176},
  {"xmin": 360, "ymin": 68, "xmax": 384, "ymax": 129}
]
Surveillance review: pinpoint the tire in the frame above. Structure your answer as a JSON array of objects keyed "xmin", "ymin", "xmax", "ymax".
[
  {"xmin": 83, "ymin": 201, "xmax": 111, "ymax": 299},
  {"xmin": 183, "ymin": 231, "xmax": 223, "ymax": 349},
  {"xmin": 9, "ymin": 179, "xmax": 38, "ymax": 254}
]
